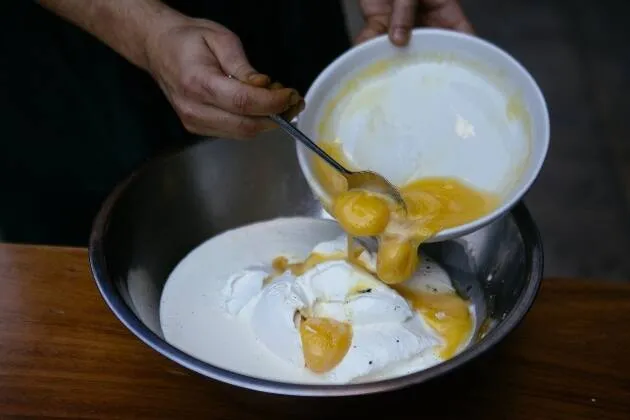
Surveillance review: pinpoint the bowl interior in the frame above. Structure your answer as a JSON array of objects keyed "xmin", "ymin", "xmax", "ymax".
[
  {"xmin": 296, "ymin": 28, "xmax": 549, "ymax": 242},
  {"xmin": 90, "ymin": 130, "xmax": 543, "ymax": 396}
]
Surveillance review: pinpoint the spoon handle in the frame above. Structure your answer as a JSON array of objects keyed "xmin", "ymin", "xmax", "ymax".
[{"xmin": 269, "ymin": 114, "xmax": 351, "ymax": 175}]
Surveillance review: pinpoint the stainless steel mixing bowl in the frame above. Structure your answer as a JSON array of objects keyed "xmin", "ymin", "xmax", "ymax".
[{"xmin": 89, "ymin": 129, "xmax": 543, "ymax": 397}]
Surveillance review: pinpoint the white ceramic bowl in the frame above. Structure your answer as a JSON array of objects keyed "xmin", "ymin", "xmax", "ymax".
[{"xmin": 296, "ymin": 28, "xmax": 549, "ymax": 242}]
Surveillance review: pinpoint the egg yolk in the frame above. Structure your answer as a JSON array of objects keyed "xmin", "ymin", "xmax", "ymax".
[
  {"xmin": 313, "ymin": 141, "xmax": 349, "ymax": 197},
  {"xmin": 314, "ymin": 141, "xmax": 498, "ymax": 285},
  {"xmin": 401, "ymin": 177, "xmax": 497, "ymax": 232},
  {"xmin": 270, "ymin": 241, "xmax": 371, "ymax": 280},
  {"xmin": 376, "ymin": 237, "xmax": 419, "ymax": 284},
  {"xmin": 394, "ymin": 286, "xmax": 473, "ymax": 359},
  {"xmin": 311, "ymin": 141, "xmax": 484, "ymax": 359},
  {"xmin": 299, "ymin": 317, "xmax": 353, "ymax": 373},
  {"xmin": 333, "ymin": 190, "xmax": 390, "ymax": 236},
  {"xmin": 272, "ymin": 254, "xmax": 340, "ymax": 277},
  {"xmin": 267, "ymin": 243, "xmax": 375, "ymax": 286}
]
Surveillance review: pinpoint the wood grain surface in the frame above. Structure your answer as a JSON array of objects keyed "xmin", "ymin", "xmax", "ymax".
[{"xmin": 0, "ymin": 244, "xmax": 628, "ymax": 419}]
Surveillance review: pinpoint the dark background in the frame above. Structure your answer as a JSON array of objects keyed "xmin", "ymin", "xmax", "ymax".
[
  {"xmin": 2, "ymin": 0, "xmax": 629, "ymax": 281},
  {"xmin": 474, "ymin": 0, "xmax": 630, "ymax": 281}
]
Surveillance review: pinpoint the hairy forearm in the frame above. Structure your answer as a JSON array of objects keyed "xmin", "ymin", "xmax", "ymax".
[{"xmin": 38, "ymin": 0, "xmax": 182, "ymax": 70}]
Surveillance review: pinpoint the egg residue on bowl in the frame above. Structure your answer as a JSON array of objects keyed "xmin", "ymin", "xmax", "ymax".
[
  {"xmin": 312, "ymin": 55, "xmax": 531, "ymax": 285},
  {"xmin": 159, "ymin": 218, "xmax": 476, "ymax": 385}
]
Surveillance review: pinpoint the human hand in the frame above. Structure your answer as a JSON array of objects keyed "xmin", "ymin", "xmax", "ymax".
[
  {"xmin": 145, "ymin": 16, "xmax": 303, "ymax": 139},
  {"xmin": 356, "ymin": 0, "xmax": 473, "ymax": 46}
]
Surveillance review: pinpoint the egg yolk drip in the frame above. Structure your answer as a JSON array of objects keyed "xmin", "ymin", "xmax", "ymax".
[
  {"xmin": 317, "ymin": 141, "xmax": 498, "ymax": 285},
  {"xmin": 270, "ymin": 242, "xmax": 371, "ymax": 279},
  {"xmin": 393, "ymin": 286, "xmax": 473, "ymax": 359},
  {"xmin": 271, "ymin": 254, "xmax": 339, "ymax": 277},
  {"xmin": 271, "ymin": 252, "xmax": 362, "ymax": 374},
  {"xmin": 299, "ymin": 317, "xmax": 353, "ymax": 373},
  {"xmin": 314, "ymin": 140, "xmax": 481, "ymax": 359},
  {"xmin": 332, "ymin": 190, "xmax": 390, "ymax": 236}
]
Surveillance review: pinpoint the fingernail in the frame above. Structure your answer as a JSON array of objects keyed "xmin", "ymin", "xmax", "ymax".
[
  {"xmin": 392, "ymin": 29, "xmax": 408, "ymax": 45},
  {"xmin": 248, "ymin": 73, "xmax": 270, "ymax": 86}
]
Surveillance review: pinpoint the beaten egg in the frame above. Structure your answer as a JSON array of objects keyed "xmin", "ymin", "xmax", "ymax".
[{"xmin": 316, "ymin": 141, "xmax": 498, "ymax": 285}]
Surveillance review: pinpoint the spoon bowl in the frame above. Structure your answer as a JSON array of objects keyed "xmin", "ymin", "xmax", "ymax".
[{"xmin": 343, "ymin": 170, "xmax": 406, "ymax": 209}]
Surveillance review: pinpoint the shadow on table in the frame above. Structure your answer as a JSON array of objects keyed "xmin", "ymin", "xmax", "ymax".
[{"xmin": 211, "ymin": 343, "xmax": 518, "ymax": 419}]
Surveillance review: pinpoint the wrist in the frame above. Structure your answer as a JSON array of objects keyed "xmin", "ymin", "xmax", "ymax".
[{"xmin": 136, "ymin": 1, "xmax": 187, "ymax": 71}]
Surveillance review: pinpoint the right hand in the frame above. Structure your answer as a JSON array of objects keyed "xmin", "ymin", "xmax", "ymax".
[{"xmin": 145, "ymin": 16, "xmax": 303, "ymax": 139}]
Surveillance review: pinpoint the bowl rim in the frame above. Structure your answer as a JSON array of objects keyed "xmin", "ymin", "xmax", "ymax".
[
  {"xmin": 89, "ymin": 145, "xmax": 544, "ymax": 397},
  {"xmin": 295, "ymin": 28, "xmax": 550, "ymax": 242}
]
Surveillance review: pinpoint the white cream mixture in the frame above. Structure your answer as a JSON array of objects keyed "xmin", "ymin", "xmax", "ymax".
[{"xmin": 160, "ymin": 218, "xmax": 475, "ymax": 384}]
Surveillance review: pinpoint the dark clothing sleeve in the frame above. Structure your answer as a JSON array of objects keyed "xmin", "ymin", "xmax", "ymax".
[{"xmin": 0, "ymin": 1, "xmax": 350, "ymax": 246}]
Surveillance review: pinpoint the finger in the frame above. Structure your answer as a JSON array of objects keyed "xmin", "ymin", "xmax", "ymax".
[
  {"xmin": 198, "ymin": 71, "xmax": 302, "ymax": 116},
  {"xmin": 270, "ymin": 81, "xmax": 305, "ymax": 121},
  {"xmin": 203, "ymin": 31, "xmax": 271, "ymax": 86},
  {"xmin": 268, "ymin": 81, "xmax": 305, "ymax": 120},
  {"xmin": 281, "ymin": 99, "xmax": 305, "ymax": 122},
  {"xmin": 354, "ymin": 15, "xmax": 389, "ymax": 45},
  {"xmin": 420, "ymin": 0, "xmax": 474, "ymax": 34},
  {"xmin": 175, "ymin": 100, "xmax": 276, "ymax": 139},
  {"xmin": 390, "ymin": 0, "xmax": 417, "ymax": 46}
]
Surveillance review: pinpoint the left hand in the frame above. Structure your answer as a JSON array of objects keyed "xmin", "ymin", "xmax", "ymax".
[{"xmin": 356, "ymin": 0, "xmax": 473, "ymax": 46}]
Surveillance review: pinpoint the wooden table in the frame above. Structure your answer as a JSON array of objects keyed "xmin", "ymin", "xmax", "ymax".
[{"xmin": 0, "ymin": 244, "xmax": 628, "ymax": 419}]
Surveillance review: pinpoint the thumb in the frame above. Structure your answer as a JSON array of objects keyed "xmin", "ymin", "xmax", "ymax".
[
  {"xmin": 390, "ymin": 0, "xmax": 417, "ymax": 46},
  {"xmin": 204, "ymin": 31, "xmax": 270, "ymax": 87}
]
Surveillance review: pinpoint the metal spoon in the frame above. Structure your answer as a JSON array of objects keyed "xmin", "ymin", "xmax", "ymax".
[{"xmin": 269, "ymin": 114, "xmax": 407, "ymax": 211}]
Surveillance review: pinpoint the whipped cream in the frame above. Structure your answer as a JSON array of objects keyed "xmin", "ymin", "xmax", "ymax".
[
  {"xmin": 220, "ymin": 235, "xmax": 442, "ymax": 383},
  {"xmin": 160, "ymin": 218, "xmax": 475, "ymax": 385}
]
